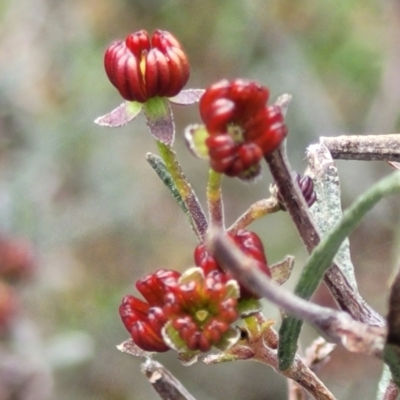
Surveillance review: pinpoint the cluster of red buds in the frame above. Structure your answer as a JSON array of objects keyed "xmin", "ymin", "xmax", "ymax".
[
  {"xmin": 199, "ymin": 79, "xmax": 288, "ymax": 180},
  {"xmin": 103, "ymin": 30, "xmax": 285, "ymax": 357},
  {"xmin": 119, "ymin": 267, "xmax": 240, "ymax": 353},
  {"xmin": 104, "ymin": 30, "xmax": 189, "ymax": 102},
  {"xmin": 119, "ymin": 229, "xmax": 270, "ymax": 354}
]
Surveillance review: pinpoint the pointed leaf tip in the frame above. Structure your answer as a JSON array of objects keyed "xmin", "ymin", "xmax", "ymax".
[
  {"xmin": 94, "ymin": 102, "xmax": 142, "ymax": 127},
  {"xmin": 168, "ymin": 89, "xmax": 205, "ymax": 105}
]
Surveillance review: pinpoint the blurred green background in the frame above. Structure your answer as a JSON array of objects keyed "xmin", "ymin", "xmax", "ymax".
[{"xmin": 1, "ymin": 0, "xmax": 400, "ymax": 399}]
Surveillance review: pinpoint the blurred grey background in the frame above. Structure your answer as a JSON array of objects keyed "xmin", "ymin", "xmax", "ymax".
[{"xmin": 1, "ymin": 0, "xmax": 400, "ymax": 399}]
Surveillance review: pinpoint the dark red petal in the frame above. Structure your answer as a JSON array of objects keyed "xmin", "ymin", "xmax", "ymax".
[
  {"xmin": 119, "ymin": 295, "xmax": 150, "ymax": 331},
  {"xmin": 162, "ymin": 47, "xmax": 190, "ymax": 97},
  {"xmin": 125, "ymin": 30, "xmax": 150, "ymax": 57},
  {"xmin": 202, "ymin": 99, "xmax": 235, "ymax": 134},
  {"xmin": 199, "ymin": 80, "xmax": 231, "ymax": 121},
  {"xmin": 210, "ymin": 155, "xmax": 237, "ymax": 174},
  {"xmin": 131, "ymin": 321, "xmax": 169, "ymax": 352},
  {"xmin": 104, "ymin": 41, "xmax": 124, "ymax": 87},
  {"xmin": 152, "ymin": 30, "xmax": 183, "ymax": 51},
  {"xmin": 238, "ymin": 144, "xmax": 263, "ymax": 170},
  {"xmin": 206, "ymin": 135, "xmax": 236, "ymax": 159}
]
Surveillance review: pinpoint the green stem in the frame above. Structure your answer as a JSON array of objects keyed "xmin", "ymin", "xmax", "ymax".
[
  {"xmin": 156, "ymin": 141, "xmax": 208, "ymax": 241},
  {"xmin": 207, "ymin": 169, "xmax": 224, "ymax": 228}
]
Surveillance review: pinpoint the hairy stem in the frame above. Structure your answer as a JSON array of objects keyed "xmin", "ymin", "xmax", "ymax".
[
  {"xmin": 264, "ymin": 146, "xmax": 383, "ymax": 325},
  {"xmin": 157, "ymin": 141, "xmax": 208, "ymax": 241},
  {"xmin": 207, "ymin": 169, "xmax": 224, "ymax": 228},
  {"xmin": 320, "ymin": 135, "xmax": 400, "ymax": 161}
]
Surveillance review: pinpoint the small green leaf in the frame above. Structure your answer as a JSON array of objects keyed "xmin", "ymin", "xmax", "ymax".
[
  {"xmin": 146, "ymin": 153, "xmax": 188, "ymax": 215},
  {"xmin": 184, "ymin": 124, "xmax": 210, "ymax": 159},
  {"xmin": 162, "ymin": 322, "xmax": 188, "ymax": 352},
  {"xmin": 94, "ymin": 101, "xmax": 142, "ymax": 127},
  {"xmin": 143, "ymin": 97, "xmax": 175, "ymax": 145},
  {"xmin": 237, "ymin": 298, "xmax": 262, "ymax": 317}
]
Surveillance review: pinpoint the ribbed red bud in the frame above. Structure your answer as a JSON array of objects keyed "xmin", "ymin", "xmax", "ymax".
[
  {"xmin": 199, "ymin": 79, "xmax": 288, "ymax": 179},
  {"xmin": 277, "ymin": 172, "xmax": 317, "ymax": 210},
  {"xmin": 119, "ymin": 269, "xmax": 181, "ymax": 353},
  {"xmin": 194, "ymin": 230, "xmax": 270, "ymax": 299},
  {"xmin": 104, "ymin": 30, "xmax": 189, "ymax": 102}
]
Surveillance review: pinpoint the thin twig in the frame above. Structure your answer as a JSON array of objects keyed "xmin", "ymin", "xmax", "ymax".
[
  {"xmin": 141, "ymin": 359, "xmax": 198, "ymax": 400},
  {"xmin": 288, "ymin": 338, "xmax": 336, "ymax": 400},
  {"xmin": 320, "ymin": 135, "xmax": 400, "ymax": 161},
  {"xmin": 228, "ymin": 197, "xmax": 280, "ymax": 234},
  {"xmin": 264, "ymin": 145, "xmax": 384, "ymax": 326},
  {"xmin": 157, "ymin": 141, "xmax": 208, "ymax": 241},
  {"xmin": 205, "ymin": 315, "xmax": 336, "ymax": 400},
  {"xmin": 207, "ymin": 229, "xmax": 386, "ymax": 356}
]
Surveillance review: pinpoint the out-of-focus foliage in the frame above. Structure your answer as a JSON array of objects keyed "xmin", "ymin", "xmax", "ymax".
[{"xmin": 0, "ymin": 0, "xmax": 399, "ymax": 399}]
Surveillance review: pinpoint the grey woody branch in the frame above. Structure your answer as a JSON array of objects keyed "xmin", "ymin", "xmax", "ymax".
[
  {"xmin": 264, "ymin": 145, "xmax": 384, "ymax": 327},
  {"xmin": 320, "ymin": 135, "xmax": 400, "ymax": 161},
  {"xmin": 207, "ymin": 229, "xmax": 386, "ymax": 357}
]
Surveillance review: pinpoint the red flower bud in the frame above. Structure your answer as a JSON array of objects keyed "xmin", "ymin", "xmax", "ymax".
[
  {"xmin": 104, "ymin": 30, "xmax": 190, "ymax": 102},
  {"xmin": 163, "ymin": 269, "xmax": 239, "ymax": 352},
  {"xmin": 194, "ymin": 230, "xmax": 270, "ymax": 299},
  {"xmin": 119, "ymin": 269, "xmax": 181, "ymax": 352},
  {"xmin": 199, "ymin": 79, "xmax": 288, "ymax": 179},
  {"xmin": 276, "ymin": 172, "xmax": 317, "ymax": 210}
]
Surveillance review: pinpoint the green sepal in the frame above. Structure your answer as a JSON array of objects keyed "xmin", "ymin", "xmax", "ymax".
[
  {"xmin": 237, "ymin": 298, "xmax": 262, "ymax": 317},
  {"xmin": 184, "ymin": 124, "xmax": 210, "ymax": 159},
  {"xmin": 94, "ymin": 101, "xmax": 142, "ymax": 127},
  {"xmin": 162, "ymin": 322, "xmax": 199, "ymax": 366},
  {"xmin": 214, "ymin": 327, "xmax": 241, "ymax": 351},
  {"xmin": 143, "ymin": 97, "xmax": 175, "ymax": 145}
]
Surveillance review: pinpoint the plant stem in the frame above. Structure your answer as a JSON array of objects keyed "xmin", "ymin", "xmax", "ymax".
[
  {"xmin": 264, "ymin": 146, "xmax": 383, "ymax": 325},
  {"xmin": 141, "ymin": 358, "xmax": 198, "ymax": 400},
  {"xmin": 156, "ymin": 141, "xmax": 208, "ymax": 241},
  {"xmin": 228, "ymin": 197, "xmax": 281, "ymax": 234},
  {"xmin": 207, "ymin": 229, "xmax": 386, "ymax": 355},
  {"xmin": 207, "ymin": 169, "xmax": 224, "ymax": 228},
  {"xmin": 320, "ymin": 135, "xmax": 400, "ymax": 161},
  {"xmin": 239, "ymin": 323, "xmax": 336, "ymax": 400}
]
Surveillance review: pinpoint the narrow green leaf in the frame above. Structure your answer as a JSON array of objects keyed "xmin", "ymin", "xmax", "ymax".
[
  {"xmin": 279, "ymin": 170, "xmax": 400, "ymax": 371},
  {"xmin": 146, "ymin": 152, "xmax": 188, "ymax": 215}
]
